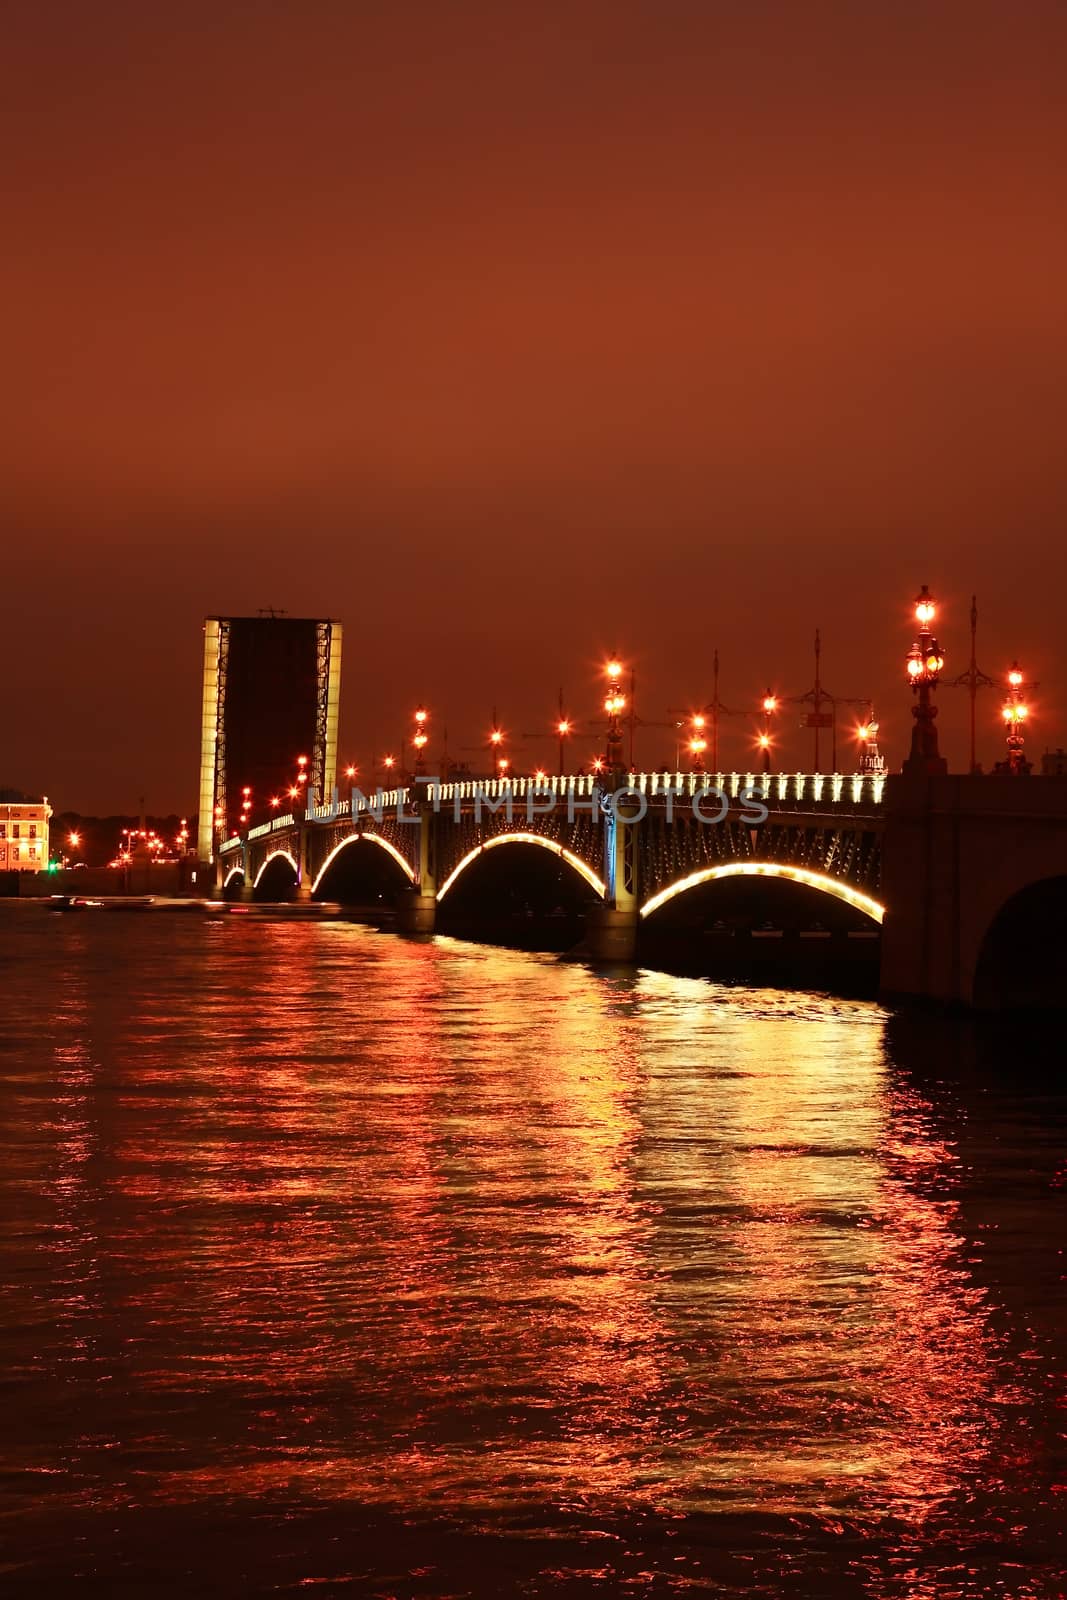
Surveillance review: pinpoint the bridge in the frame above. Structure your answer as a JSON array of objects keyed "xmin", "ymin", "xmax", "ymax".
[{"xmin": 215, "ymin": 765, "xmax": 1067, "ymax": 1009}]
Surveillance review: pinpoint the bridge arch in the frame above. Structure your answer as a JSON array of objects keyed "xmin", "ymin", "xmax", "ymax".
[
  {"xmin": 310, "ymin": 832, "xmax": 417, "ymax": 895},
  {"xmin": 253, "ymin": 849, "xmax": 299, "ymax": 889},
  {"xmin": 971, "ymin": 873, "xmax": 1067, "ymax": 1010},
  {"xmin": 437, "ymin": 832, "xmax": 606, "ymax": 902},
  {"xmin": 223, "ymin": 864, "xmax": 244, "ymax": 888},
  {"xmin": 640, "ymin": 862, "xmax": 885, "ymax": 924}
]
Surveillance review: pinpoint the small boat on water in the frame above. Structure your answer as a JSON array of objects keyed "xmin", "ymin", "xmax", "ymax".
[{"xmin": 51, "ymin": 895, "xmax": 154, "ymax": 913}]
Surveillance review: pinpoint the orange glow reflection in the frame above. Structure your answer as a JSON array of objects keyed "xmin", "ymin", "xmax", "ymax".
[{"xmin": 13, "ymin": 922, "xmax": 1046, "ymax": 1575}]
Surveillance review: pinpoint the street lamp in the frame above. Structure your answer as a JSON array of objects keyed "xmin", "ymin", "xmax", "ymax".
[
  {"xmin": 903, "ymin": 585, "xmax": 948, "ymax": 776},
  {"xmin": 686, "ymin": 713, "xmax": 708, "ymax": 774},
  {"xmin": 998, "ymin": 662, "xmax": 1033, "ymax": 775},
  {"xmin": 758, "ymin": 690, "xmax": 778, "ymax": 774},
  {"xmin": 855, "ymin": 714, "xmax": 886, "ymax": 776},
  {"xmin": 604, "ymin": 659, "xmax": 626, "ymax": 774},
  {"xmin": 556, "ymin": 718, "xmax": 572, "ymax": 778},
  {"xmin": 412, "ymin": 706, "xmax": 429, "ymax": 778}
]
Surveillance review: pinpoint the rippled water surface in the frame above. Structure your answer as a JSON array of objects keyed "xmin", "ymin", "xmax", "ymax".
[{"xmin": 1, "ymin": 907, "xmax": 1065, "ymax": 1597}]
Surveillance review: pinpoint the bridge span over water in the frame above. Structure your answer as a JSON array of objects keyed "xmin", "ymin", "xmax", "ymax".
[{"xmin": 216, "ymin": 770, "xmax": 1067, "ymax": 1009}]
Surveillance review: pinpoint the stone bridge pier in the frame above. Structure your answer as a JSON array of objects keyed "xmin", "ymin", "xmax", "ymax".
[
  {"xmin": 880, "ymin": 773, "xmax": 1067, "ymax": 1008},
  {"xmin": 582, "ymin": 788, "xmax": 642, "ymax": 962}
]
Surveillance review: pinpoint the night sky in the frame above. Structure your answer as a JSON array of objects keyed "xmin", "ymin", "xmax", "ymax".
[{"xmin": 5, "ymin": 2, "xmax": 1066, "ymax": 812}]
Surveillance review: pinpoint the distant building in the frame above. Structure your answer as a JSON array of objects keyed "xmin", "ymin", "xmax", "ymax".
[
  {"xmin": 0, "ymin": 792, "xmax": 51, "ymax": 872},
  {"xmin": 1040, "ymin": 748, "xmax": 1067, "ymax": 777},
  {"xmin": 197, "ymin": 615, "xmax": 343, "ymax": 862}
]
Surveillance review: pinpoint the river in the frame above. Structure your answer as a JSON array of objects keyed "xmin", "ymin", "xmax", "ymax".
[{"xmin": 1, "ymin": 906, "xmax": 1064, "ymax": 1596}]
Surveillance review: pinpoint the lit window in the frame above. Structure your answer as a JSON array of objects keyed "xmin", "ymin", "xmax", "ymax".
[{"xmin": 0, "ymin": 824, "xmax": 5, "ymax": 838}]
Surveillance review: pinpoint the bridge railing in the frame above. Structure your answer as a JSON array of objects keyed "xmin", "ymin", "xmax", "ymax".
[
  {"xmin": 308, "ymin": 798, "xmax": 352, "ymax": 822},
  {"xmin": 426, "ymin": 772, "xmax": 886, "ymax": 809},
  {"xmin": 219, "ymin": 811, "xmax": 298, "ymax": 854},
  {"xmin": 216, "ymin": 772, "xmax": 886, "ymax": 854}
]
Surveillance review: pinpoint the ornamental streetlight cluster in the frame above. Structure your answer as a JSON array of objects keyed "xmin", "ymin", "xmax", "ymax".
[
  {"xmin": 998, "ymin": 662, "xmax": 1034, "ymax": 775},
  {"xmin": 488, "ymin": 713, "xmax": 509, "ymax": 774},
  {"xmin": 902, "ymin": 585, "xmax": 948, "ymax": 776},
  {"xmin": 604, "ymin": 659, "xmax": 626, "ymax": 773},
  {"xmin": 758, "ymin": 690, "xmax": 778, "ymax": 774},
  {"xmin": 856, "ymin": 715, "xmax": 886, "ymax": 776},
  {"xmin": 556, "ymin": 716, "xmax": 572, "ymax": 777},
  {"xmin": 688, "ymin": 712, "xmax": 707, "ymax": 773},
  {"xmin": 412, "ymin": 706, "xmax": 429, "ymax": 777}
]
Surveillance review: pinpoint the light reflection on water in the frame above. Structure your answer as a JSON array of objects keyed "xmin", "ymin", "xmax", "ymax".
[{"xmin": 1, "ymin": 910, "xmax": 1064, "ymax": 1596}]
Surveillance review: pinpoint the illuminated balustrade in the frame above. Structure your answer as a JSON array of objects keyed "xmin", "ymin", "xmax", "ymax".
[{"xmin": 317, "ymin": 771, "xmax": 885, "ymax": 824}]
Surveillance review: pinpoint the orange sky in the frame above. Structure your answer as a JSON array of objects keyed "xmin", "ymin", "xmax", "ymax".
[{"xmin": 3, "ymin": 1, "xmax": 1066, "ymax": 809}]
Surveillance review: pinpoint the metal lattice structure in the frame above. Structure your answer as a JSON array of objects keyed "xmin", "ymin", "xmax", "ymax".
[{"xmin": 219, "ymin": 772, "xmax": 885, "ymax": 917}]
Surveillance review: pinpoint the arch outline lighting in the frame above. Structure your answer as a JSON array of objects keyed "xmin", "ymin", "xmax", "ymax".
[
  {"xmin": 253, "ymin": 849, "xmax": 299, "ymax": 888},
  {"xmin": 436, "ymin": 832, "xmax": 606, "ymax": 902},
  {"xmin": 640, "ymin": 862, "xmax": 885, "ymax": 923},
  {"xmin": 310, "ymin": 831, "xmax": 417, "ymax": 893}
]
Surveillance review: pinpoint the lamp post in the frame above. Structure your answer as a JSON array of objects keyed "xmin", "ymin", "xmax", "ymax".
[
  {"xmin": 946, "ymin": 595, "xmax": 995, "ymax": 772},
  {"xmin": 759, "ymin": 690, "xmax": 778, "ymax": 775},
  {"xmin": 668, "ymin": 649, "xmax": 742, "ymax": 774},
  {"xmin": 856, "ymin": 713, "xmax": 887, "ymax": 776},
  {"xmin": 559, "ymin": 720, "xmax": 575, "ymax": 780},
  {"xmin": 522, "ymin": 689, "xmax": 576, "ymax": 777},
  {"xmin": 688, "ymin": 714, "xmax": 708, "ymax": 774},
  {"xmin": 487, "ymin": 711, "xmax": 508, "ymax": 777},
  {"xmin": 553, "ymin": 685, "xmax": 570, "ymax": 778},
  {"xmin": 998, "ymin": 663, "xmax": 1034, "ymax": 775},
  {"xmin": 902, "ymin": 585, "xmax": 948, "ymax": 776},
  {"xmin": 412, "ymin": 706, "xmax": 429, "ymax": 779},
  {"xmin": 604, "ymin": 659, "xmax": 626, "ymax": 776}
]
